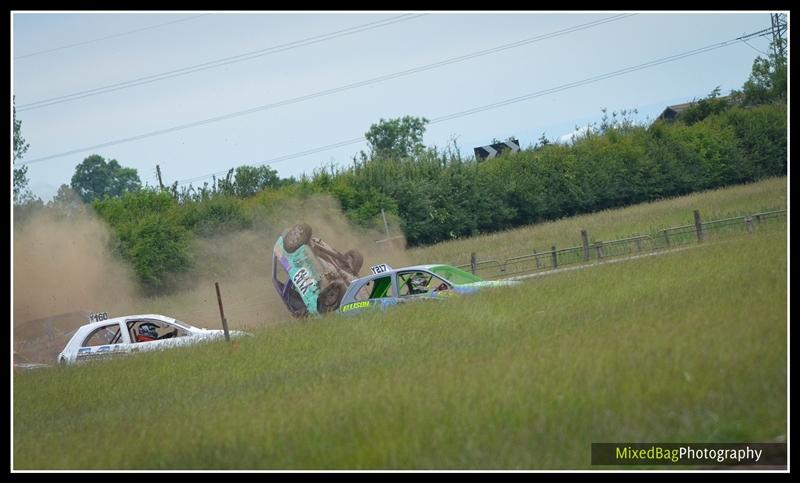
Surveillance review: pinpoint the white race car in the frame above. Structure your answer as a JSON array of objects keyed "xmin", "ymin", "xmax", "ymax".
[{"xmin": 57, "ymin": 313, "xmax": 249, "ymax": 365}]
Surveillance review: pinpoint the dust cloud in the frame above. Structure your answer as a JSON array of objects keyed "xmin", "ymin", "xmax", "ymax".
[
  {"xmin": 13, "ymin": 194, "xmax": 410, "ymax": 363},
  {"xmin": 141, "ymin": 194, "xmax": 411, "ymax": 331},
  {"xmin": 13, "ymin": 208, "xmax": 141, "ymax": 362}
]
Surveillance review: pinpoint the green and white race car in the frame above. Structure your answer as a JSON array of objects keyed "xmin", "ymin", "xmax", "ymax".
[{"xmin": 337, "ymin": 263, "xmax": 519, "ymax": 316}]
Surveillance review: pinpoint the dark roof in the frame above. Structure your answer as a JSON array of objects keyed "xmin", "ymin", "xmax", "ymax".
[{"xmin": 656, "ymin": 96, "xmax": 731, "ymax": 122}]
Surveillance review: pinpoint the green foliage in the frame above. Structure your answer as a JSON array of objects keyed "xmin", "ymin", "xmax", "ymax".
[
  {"xmin": 714, "ymin": 104, "xmax": 787, "ymax": 176},
  {"xmin": 735, "ymin": 37, "xmax": 787, "ymax": 107},
  {"xmin": 681, "ymin": 87, "xmax": 732, "ymax": 125},
  {"xmin": 70, "ymin": 154, "xmax": 142, "ymax": 203},
  {"xmin": 93, "ymin": 190, "xmax": 191, "ymax": 294},
  {"xmin": 124, "ymin": 215, "xmax": 192, "ymax": 294},
  {"xmin": 13, "ymin": 96, "xmax": 30, "ymax": 162},
  {"xmin": 93, "ymin": 189, "xmax": 178, "ymax": 227},
  {"xmin": 13, "ymin": 97, "xmax": 38, "ymax": 208},
  {"xmin": 300, "ymin": 103, "xmax": 784, "ymax": 248},
  {"xmin": 231, "ymin": 165, "xmax": 280, "ymax": 198},
  {"xmin": 364, "ymin": 115, "xmax": 429, "ymax": 161},
  {"xmin": 13, "ymin": 165, "xmax": 37, "ymax": 206},
  {"xmin": 173, "ymin": 164, "xmax": 295, "ymax": 203},
  {"xmin": 179, "ymin": 196, "xmax": 251, "ymax": 237}
]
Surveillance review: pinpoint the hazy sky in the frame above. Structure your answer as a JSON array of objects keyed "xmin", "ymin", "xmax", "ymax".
[{"xmin": 12, "ymin": 11, "xmax": 778, "ymax": 201}]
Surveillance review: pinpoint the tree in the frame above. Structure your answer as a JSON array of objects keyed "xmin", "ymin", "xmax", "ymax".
[
  {"xmin": 535, "ymin": 133, "xmax": 551, "ymax": 149},
  {"xmin": 681, "ymin": 87, "xmax": 731, "ymax": 125},
  {"xmin": 47, "ymin": 184, "xmax": 87, "ymax": 217},
  {"xmin": 70, "ymin": 154, "xmax": 142, "ymax": 203},
  {"xmin": 364, "ymin": 116, "xmax": 429, "ymax": 161},
  {"xmin": 232, "ymin": 165, "xmax": 280, "ymax": 198},
  {"xmin": 733, "ymin": 37, "xmax": 787, "ymax": 106},
  {"xmin": 13, "ymin": 97, "xmax": 29, "ymax": 162},
  {"xmin": 13, "ymin": 96, "xmax": 37, "ymax": 206}
]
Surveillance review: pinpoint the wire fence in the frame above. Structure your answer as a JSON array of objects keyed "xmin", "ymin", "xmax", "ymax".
[{"xmin": 455, "ymin": 209, "xmax": 787, "ymax": 280}]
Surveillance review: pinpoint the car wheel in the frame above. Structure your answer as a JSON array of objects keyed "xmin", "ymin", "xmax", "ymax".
[
  {"xmin": 345, "ymin": 249, "xmax": 364, "ymax": 274},
  {"xmin": 317, "ymin": 281, "xmax": 346, "ymax": 313},
  {"xmin": 287, "ymin": 285, "xmax": 308, "ymax": 318},
  {"xmin": 283, "ymin": 223, "xmax": 312, "ymax": 253}
]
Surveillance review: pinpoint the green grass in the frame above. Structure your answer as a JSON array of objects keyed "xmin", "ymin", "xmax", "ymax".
[
  {"xmin": 14, "ymin": 224, "xmax": 786, "ymax": 469},
  {"xmin": 410, "ymin": 177, "xmax": 787, "ymax": 266}
]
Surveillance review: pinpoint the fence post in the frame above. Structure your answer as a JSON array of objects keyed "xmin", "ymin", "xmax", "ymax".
[
  {"xmin": 581, "ymin": 229, "xmax": 590, "ymax": 261},
  {"xmin": 635, "ymin": 237, "xmax": 642, "ymax": 252},
  {"xmin": 551, "ymin": 246, "xmax": 558, "ymax": 269},
  {"xmin": 596, "ymin": 241, "xmax": 604, "ymax": 260},
  {"xmin": 533, "ymin": 249, "xmax": 541, "ymax": 269},
  {"xmin": 663, "ymin": 230, "xmax": 671, "ymax": 247},
  {"xmin": 470, "ymin": 252, "xmax": 477, "ymax": 275},
  {"xmin": 745, "ymin": 216, "xmax": 754, "ymax": 233},
  {"xmin": 694, "ymin": 209, "xmax": 704, "ymax": 242},
  {"xmin": 215, "ymin": 282, "xmax": 230, "ymax": 342}
]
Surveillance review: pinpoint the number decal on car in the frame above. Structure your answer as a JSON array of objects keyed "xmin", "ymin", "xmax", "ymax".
[
  {"xmin": 292, "ymin": 268, "xmax": 315, "ymax": 295},
  {"xmin": 370, "ymin": 264, "xmax": 392, "ymax": 275},
  {"xmin": 88, "ymin": 312, "xmax": 108, "ymax": 322}
]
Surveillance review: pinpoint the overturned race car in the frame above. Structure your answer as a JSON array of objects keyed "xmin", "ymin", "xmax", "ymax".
[{"xmin": 272, "ymin": 223, "xmax": 364, "ymax": 317}]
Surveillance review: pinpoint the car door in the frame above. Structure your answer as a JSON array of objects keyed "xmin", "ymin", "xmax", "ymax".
[
  {"xmin": 127, "ymin": 318, "xmax": 193, "ymax": 353},
  {"xmin": 75, "ymin": 320, "xmax": 132, "ymax": 362},
  {"xmin": 339, "ymin": 275, "xmax": 399, "ymax": 315},
  {"xmin": 396, "ymin": 270, "xmax": 453, "ymax": 302}
]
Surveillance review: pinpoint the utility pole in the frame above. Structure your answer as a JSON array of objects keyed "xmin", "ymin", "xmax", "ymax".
[
  {"xmin": 381, "ymin": 208, "xmax": 390, "ymax": 239},
  {"xmin": 156, "ymin": 164, "xmax": 165, "ymax": 191}
]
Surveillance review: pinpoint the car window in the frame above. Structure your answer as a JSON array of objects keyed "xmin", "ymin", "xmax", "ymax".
[
  {"xmin": 275, "ymin": 258, "xmax": 289, "ymax": 285},
  {"xmin": 128, "ymin": 320, "xmax": 189, "ymax": 343},
  {"xmin": 82, "ymin": 323, "xmax": 124, "ymax": 347},
  {"xmin": 398, "ymin": 271, "xmax": 450, "ymax": 297},
  {"xmin": 168, "ymin": 318, "xmax": 192, "ymax": 330},
  {"xmin": 430, "ymin": 265, "xmax": 484, "ymax": 284},
  {"xmin": 354, "ymin": 276, "xmax": 394, "ymax": 300}
]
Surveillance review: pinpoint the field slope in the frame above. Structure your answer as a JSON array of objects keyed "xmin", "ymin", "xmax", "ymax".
[
  {"xmin": 14, "ymin": 223, "xmax": 786, "ymax": 469},
  {"xmin": 411, "ymin": 176, "xmax": 787, "ymax": 266}
]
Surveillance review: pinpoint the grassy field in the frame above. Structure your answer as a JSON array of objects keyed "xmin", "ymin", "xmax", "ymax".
[
  {"xmin": 410, "ymin": 176, "xmax": 787, "ymax": 266},
  {"xmin": 13, "ymin": 221, "xmax": 786, "ymax": 469}
]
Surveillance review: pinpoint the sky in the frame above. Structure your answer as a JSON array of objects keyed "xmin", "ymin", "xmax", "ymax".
[{"xmin": 11, "ymin": 11, "xmax": 780, "ymax": 201}]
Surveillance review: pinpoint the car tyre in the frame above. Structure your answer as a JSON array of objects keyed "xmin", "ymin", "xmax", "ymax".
[
  {"xmin": 283, "ymin": 223, "xmax": 312, "ymax": 253},
  {"xmin": 287, "ymin": 285, "xmax": 308, "ymax": 318},
  {"xmin": 317, "ymin": 281, "xmax": 346, "ymax": 313},
  {"xmin": 344, "ymin": 249, "xmax": 364, "ymax": 274}
]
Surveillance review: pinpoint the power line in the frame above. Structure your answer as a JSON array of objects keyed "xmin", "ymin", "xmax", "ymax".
[
  {"xmin": 741, "ymin": 38, "xmax": 769, "ymax": 56},
  {"xmin": 17, "ymin": 14, "xmax": 637, "ymax": 165},
  {"xmin": 171, "ymin": 27, "xmax": 773, "ymax": 188},
  {"xmin": 14, "ymin": 14, "xmax": 210, "ymax": 60},
  {"xmin": 176, "ymin": 137, "xmax": 368, "ymax": 185},
  {"xmin": 17, "ymin": 14, "xmax": 426, "ymax": 112}
]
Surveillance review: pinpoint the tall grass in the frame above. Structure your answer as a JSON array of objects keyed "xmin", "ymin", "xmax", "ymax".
[{"xmin": 14, "ymin": 225, "xmax": 786, "ymax": 469}]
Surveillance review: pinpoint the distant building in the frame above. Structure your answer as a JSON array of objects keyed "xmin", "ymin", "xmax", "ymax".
[
  {"xmin": 656, "ymin": 102, "xmax": 695, "ymax": 122},
  {"xmin": 655, "ymin": 96, "xmax": 732, "ymax": 123}
]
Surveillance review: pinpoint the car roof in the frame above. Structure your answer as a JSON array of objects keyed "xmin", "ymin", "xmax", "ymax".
[
  {"xmin": 354, "ymin": 264, "xmax": 446, "ymax": 283},
  {"xmin": 77, "ymin": 314, "xmax": 194, "ymax": 331}
]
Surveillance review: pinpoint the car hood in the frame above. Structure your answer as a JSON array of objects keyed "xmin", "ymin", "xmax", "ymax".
[
  {"xmin": 196, "ymin": 329, "xmax": 251, "ymax": 338},
  {"xmin": 456, "ymin": 279, "xmax": 520, "ymax": 289}
]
